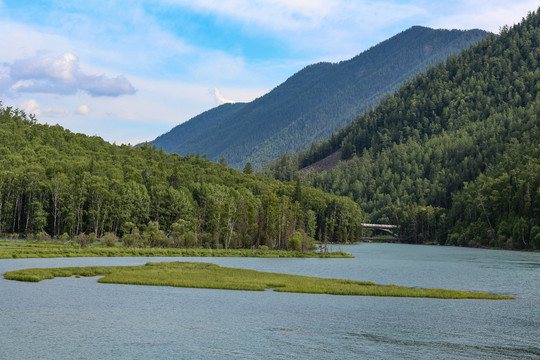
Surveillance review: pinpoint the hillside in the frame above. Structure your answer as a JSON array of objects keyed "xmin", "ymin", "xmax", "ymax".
[
  {"xmin": 273, "ymin": 8, "xmax": 540, "ymax": 249},
  {"xmin": 151, "ymin": 26, "xmax": 489, "ymax": 169},
  {"xmin": 151, "ymin": 102, "xmax": 246, "ymax": 156},
  {"xmin": 0, "ymin": 105, "xmax": 363, "ymax": 248}
]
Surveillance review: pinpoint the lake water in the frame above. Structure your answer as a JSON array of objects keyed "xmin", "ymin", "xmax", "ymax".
[{"xmin": 0, "ymin": 244, "xmax": 539, "ymax": 359}]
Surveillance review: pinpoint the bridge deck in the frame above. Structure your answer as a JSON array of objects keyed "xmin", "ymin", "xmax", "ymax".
[
  {"xmin": 361, "ymin": 223, "xmax": 398, "ymax": 229},
  {"xmin": 361, "ymin": 223, "xmax": 400, "ymax": 238}
]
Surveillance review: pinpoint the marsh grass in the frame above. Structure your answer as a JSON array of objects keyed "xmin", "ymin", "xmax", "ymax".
[
  {"xmin": 4, "ymin": 261, "xmax": 514, "ymax": 300},
  {"xmin": 0, "ymin": 241, "xmax": 353, "ymax": 259}
]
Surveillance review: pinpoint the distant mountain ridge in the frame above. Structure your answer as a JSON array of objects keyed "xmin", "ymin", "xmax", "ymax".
[{"xmin": 151, "ymin": 26, "xmax": 490, "ymax": 168}]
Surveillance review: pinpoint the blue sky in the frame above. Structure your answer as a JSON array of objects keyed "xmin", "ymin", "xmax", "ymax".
[{"xmin": 0, "ymin": 0, "xmax": 538, "ymax": 144}]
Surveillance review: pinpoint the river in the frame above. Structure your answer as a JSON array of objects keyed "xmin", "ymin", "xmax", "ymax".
[{"xmin": 0, "ymin": 243, "xmax": 539, "ymax": 359}]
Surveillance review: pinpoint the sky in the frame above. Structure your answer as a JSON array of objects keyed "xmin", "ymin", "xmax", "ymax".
[{"xmin": 0, "ymin": 0, "xmax": 538, "ymax": 145}]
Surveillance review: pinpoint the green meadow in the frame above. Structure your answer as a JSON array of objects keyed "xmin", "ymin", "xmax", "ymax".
[{"xmin": 4, "ymin": 261, "xmax": 514, "ymax": 300}]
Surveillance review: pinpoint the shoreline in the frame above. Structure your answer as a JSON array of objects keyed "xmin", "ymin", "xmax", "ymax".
[{"xmin": 0, "ymin": 240, "xmax": 354, "ymax": 259}]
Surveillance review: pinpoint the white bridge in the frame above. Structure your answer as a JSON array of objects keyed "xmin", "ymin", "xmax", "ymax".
[{"xmin": 361, "ymin": 223, "xmax": 400, "ymax": 238}]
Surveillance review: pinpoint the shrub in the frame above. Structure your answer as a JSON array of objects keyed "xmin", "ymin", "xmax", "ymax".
[
  {"xmin": 142, "ymin": 221, "xmax": 167, "ymax": 247},
  {"xmin": 258, "ymin": 245, "xmax": 269, "ymax": 254},
  {"xmin": 36, "ymin": 231, "xmax": 51, "ymax": 241},
  {"xmin": 201, "ymin": 233, "xmax": 213, "ymax": 248},
  {"xmin": 287, "ymin": 234, "xmax": 302, "ymax": 252},
  {"xmin": 101, "ymin": 232, "xmax": 118, "ymax": 247},
  {"xmin": 182, "ymin": 232, "xmax": 197, "ymax": 247},
  {"xmin": 87, "ymin": 233, "xmax": 98, "ymax": 243},
  {"xmin": 121, "ymin": 227, "xmax": 142, "ymax": 247},
  {"xmin": 287, "ymin": 230, "xmax": 313, "ymax": 252},
  {"xmin": 59, "ymin": 233, "xmax": 70, "ymax": 242},
  {"xmin": 74, "ymin": 233, "xmax": 88, "ymax": 248}
]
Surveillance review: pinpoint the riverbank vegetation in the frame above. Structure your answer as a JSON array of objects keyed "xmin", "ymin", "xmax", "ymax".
[
  {"xmin": 265, "ymin": 8, "xmax": 540, "ymax": 250},
  {"xmin": 0, "ymin": 104, "xmax": 363, "ymax": 250},
  {"xmin": 3, "ymin": 261, "xmax": 513, "ymax": 299},
  {"xmin": 0, "ymin": 240, "xmax": 352, "ymax": 259}
]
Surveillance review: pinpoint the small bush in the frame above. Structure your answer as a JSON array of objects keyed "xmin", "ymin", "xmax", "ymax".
[
  {"xmin": 74, "ymin": 233, "xmax": 88, "ymax": 248},
  {"xmin": 36, "ymin": 231, "xmax": 51, "ymax": 241},
  {"xmin": 287, "ymin": 234, "xmax": 302, "ymax": 252},
  {"xmin": 59, "ymin": 233, "xmax": 70, "ymax": 242},
  {"xmin": 182, "ymin": 232, "xmax": 197, "ymax": 247},
  {"xmin": 87, "ymin": 233, "xmax": 98, "ymax": 243},
  {"xmin": 142, "ymin": 221, "xmax": 167, "ymax": 247},
  {"xmin": 101, "ymin": 232, "xmax": 118, "ymax": 247}
]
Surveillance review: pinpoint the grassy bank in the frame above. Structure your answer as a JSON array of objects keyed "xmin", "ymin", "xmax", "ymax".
[
  {"xmin": 0, "ymin": 240, "xmax": 353, "ymax": 259},
  {"xmin": 3, "ymin": 261, "xmax": 514, "ymax": 300}
]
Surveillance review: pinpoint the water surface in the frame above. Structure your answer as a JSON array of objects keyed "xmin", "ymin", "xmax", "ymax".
[{"xmin": 0, "ymin": 244, "xmax": 538, "ymax": 359}]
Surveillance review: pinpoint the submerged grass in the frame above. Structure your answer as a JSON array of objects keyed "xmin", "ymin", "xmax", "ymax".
[
  {"xmin": 3, "ymin": 261, "xmax": 514, "ymax": 300},
  {"xmin": 0, "ymin": 241, "xmax": 353, "ymax": 259}
]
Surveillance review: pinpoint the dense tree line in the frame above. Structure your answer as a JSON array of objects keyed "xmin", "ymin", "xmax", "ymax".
[
  {"xmin": 0, "ymin": 105, "xmax": 363, "ymax": 249},
  {"xmin": 152, "ymin": 27, "xmax": 488, "ymax": 169},
  {"xmin": 266, "ymin": 8, "xmax": 540, "ymax": 249},
  {"xmin": 449, "ymin": 142, "xmax": 540, "ymax": 248}
]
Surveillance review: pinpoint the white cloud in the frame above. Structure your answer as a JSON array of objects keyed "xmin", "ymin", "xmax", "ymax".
[
  {"xmin": 76, "ymin": 105, "xmax": 91, "ymax": 115},
  {"xmin": 19, "ymin": 99, "xmax": 41, "ymax": 116},
  {"xmin": 19, "ymin": 98, "xmax": 68, "ymax": 118},
  {"xmin": 210, "ymin": 88, "xmax": 236, "ymax": 105},
  {"xmin": 80, "ymin": 74, "xmax": 135, "ymax": 97},
  {"xmin": 3, "ymin": 52, "xmax": 136, "ymax": 97}
]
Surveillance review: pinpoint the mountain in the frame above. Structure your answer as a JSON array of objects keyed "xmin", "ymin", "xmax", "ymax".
[
  {"xmin": 151, "ymin": 26, "xmax": 489, "ymax": 169},
  {"xmin": 0, "ymin": 105, "xmax": 362, "ymax": 247},
  {"xmin": 151, "ymin": 102, "xmax": 246, "ymax": 157},
  {"xmin": 271, "ymin": 8, "xmax": 540, "ymax": 249}
]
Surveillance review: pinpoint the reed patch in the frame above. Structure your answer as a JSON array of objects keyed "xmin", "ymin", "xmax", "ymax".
[{"xmin": 0, "ymin": 241, "xmax": 353, "ymax": 259}]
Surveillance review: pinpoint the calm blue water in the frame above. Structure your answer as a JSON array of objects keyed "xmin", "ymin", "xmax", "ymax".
[{"xmin": 0, "ymin": 244, "xmax": 539, "ymax": 359}]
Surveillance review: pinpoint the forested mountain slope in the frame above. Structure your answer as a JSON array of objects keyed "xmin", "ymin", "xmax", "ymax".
[
  {"xmin": 0, "ymin": 105, "xmax": 363, "ymax": 248},
  {"xmin": 270, "ymin": 8, "xmax": 540, "ymax": 249},
  {"xmin": 151, "ymin": 26, "xmax": 489, "ymax": 169},
  {"xmin": 151, "ymin": 102, "xmax": 246, "ymax": 156}
]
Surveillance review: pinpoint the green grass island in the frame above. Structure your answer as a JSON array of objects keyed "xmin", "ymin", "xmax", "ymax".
[{"xmin": 4, "ymin": 261, "xmax": 514, "ymax": 300}]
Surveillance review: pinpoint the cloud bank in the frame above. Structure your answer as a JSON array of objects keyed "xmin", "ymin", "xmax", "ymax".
[{"xmin": 2, "ymin": 52, "xmax": 136, "ymax": 97}]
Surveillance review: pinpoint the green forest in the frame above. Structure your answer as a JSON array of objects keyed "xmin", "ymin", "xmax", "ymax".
[
  {"xmin": 267, "ymin": 9, "xmax": 540, "ymax": 250},
  {"xmin": 152, "ymin": 26, "xmax": 488, "ymax": 169},
  {"xmin": 0, "ymin": 106, "xmax": 363, "ymax": 249}
]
